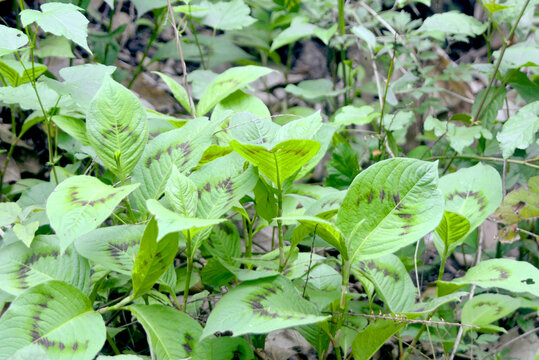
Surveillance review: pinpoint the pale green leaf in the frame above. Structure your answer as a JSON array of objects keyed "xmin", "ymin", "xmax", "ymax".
[
  {"xmin": 132, "ymin": 218, "xmax": 180, "ymax": 299},
  {"xmin": 0, "ymin": 82, "xmax": 71, "ymax": 111},
  {"xmin": 0, "ymin": 235, "xmax": 90, "ymax": 296},
  {"xmin": 337, "ymin": 158, "xmax": 444, "ymax": 262},
  {"xmin": 436, "ymin": 211, "xmax": 470, "ymax": 252},
  {"xmin": 20, "ymin": 3, "xmax": 91, "ymax": 53},
  {"xmin": 0, "ymin": 281, "xmax": 105, "ymax": 360},
  {"xmin": 270, "ymin": 17, "xmax": 315, "ymax": 52},
  {"xmin": 351, "ymin": 25, "xmax": 376, "ymax": 50},
  {"xmin": 461, "ymin": 294, "xmax": 520, "ymax": 328},
  {"xmin": 0, "ymin": 59, "xmax": 47, "ymax": 87},
  {"xmin": 132, "ymin": 0, "xmax": 167, "ymax": 17},
  {"xmin": 154, "ymin": 71, "xmax": 192, "ymax": 114},
  {"xmin": 416, "ymin": 12, "xmax": 487, "ymax": 38},
  {"xmin": 35, "ymin": 35, "xmax": 74, "ymax": 58},
  {"xmin": 495, "ymin": 45, "xmax": 539, "ymax": 69},
  {"xmin": 52, "ymin": 115, "xmax": 90, "ymax": 146},
  {"xmin": 196, "ymin": 66, "xmax": 274, "ymax": 116},
  {"xmin": 496, "ymin": 102, "xmax": 539, "ymax": 159},
  {"xmin": 165, "ymin": 165, "xmax": 198, "ymax": 217},
  {"xmin": 199, "ymin": 0, "xmax": 256, "ymax": 30},
  {"xmin": 0, "ymin": 202, "xmax": 21, "ymax": 226},
  {"xmin": 86, "ymin": 77, "xmax": 148, "ymax": 178},
  {"xmin": 213, "ymin": 90, "xmax": 271, "ymax": 120},
  {"xmin": 201, "ymin": 275, "xmax": 329, "ymax": 339},
  {"xmin": 333, "ymin": 105, "xmax": 378, "ymax": 127},
  {"xmin": 0, "ymin": 25, "xmax": 28, "ymax": 56},
  {"xmin": 285, "ymin": 79, "xmax": 343, "ymax": 103},
  {"xmin": 230, "ymin": 139, "xmax": 321, "ymax": 187},
  {"xmin": 127, "ymin": 304, "xmax": 201, "ymax": 359},
  {"xmin": 13, "ymin": 221, "xmax": 39, "ymax": 247},
  {"xmin": 46, "ymin": 176, "xmax": 138, "ymax": 252},
  {"xmin": 352, "ymin": 319, "xmax": 406, "ymax": 360},
  {"xmin": 227, "ymin": 112, "xmax": 279, "ymax": 145},
  {"xmin": 75, "ymin": 225, "xmax": 145, "ymax": 275}
]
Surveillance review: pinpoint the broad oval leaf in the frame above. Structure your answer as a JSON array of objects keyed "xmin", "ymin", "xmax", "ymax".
[
  {"xmin": 496, "ymin": 101, "xmax": 539, "ymax": 159},
  {"xmin": 75, "ymin": 225, "xmax": 145, "ymax": 275},
  {"xmin": 132, "ymin": 218, "xmax": 180, "ymax": 299},
  {"xmin": 86, "ymin": 77, "xmax": 148, "ymax": 178},
  {"xmin": 46, "ymin": 176, "xmax": 139, "ymax": 252},
  {"xmin": 0, "ymin": 25, "xmax": 28, "ymax": 56},
  {"xmin": 436, "ymin": 211, "xmax": 470, "ymax": 251},
  {"xmin": 127, "ymin": 304, "xmax": 202, "ymax": 360},
  {"xmin": 199, "ymin": 0, "xmax": 256, "ymax": 31},
  {"xmin": 461, "ymin": 294, "xmax": 520, "ymax": 328},
  {"xmin": 337, "ymin": 158, "xmax": 444, "ymax": 262},
  {"xmin": 0, "ymin": 280, "xmax": 106, "ymax": 360},
  {"xmin": 201, "ymin": 275, "xmax": 329, "ymax": 339},
  {"xmin": 196, "ymin": 66, "xmax": 274, "ymax": 116},
  {"xmin": 0, "ymin": 235, "xmax": 90, "ymax": 296},
  {"xmin": 231, "ymin": 139, "xmax": 321, "ymax": 188}
]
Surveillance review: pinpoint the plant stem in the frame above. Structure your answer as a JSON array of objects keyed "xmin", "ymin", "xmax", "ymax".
[
  {"xmin": 427, "ymin": 155, "xmax": 539, "ymax": 170},
  {"xmin": 276, "ymin": 188, "xmax": 285, "ymax": 272},
  {"xmin": 472, "ymin": 0, "xmax": 531, "ymax": 124},
  {"xmin": 334, "ymin": 258, "xmax": 350, "ymax": 360},
  {"xmin": 182, "ymin": 230, "xmax": 193, "ymax": 312}
]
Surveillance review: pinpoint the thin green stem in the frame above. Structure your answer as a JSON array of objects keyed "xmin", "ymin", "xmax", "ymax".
[
  {"xmin": 182, "ymin": 230, "xmax": 193, "ymax": 312},
  {"xmin": 426, "ymin": 155, "xmax": 539, "ymax": 170}
]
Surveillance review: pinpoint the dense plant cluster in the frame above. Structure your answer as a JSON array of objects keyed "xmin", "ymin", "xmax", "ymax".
[{"xmin": 0, "ymin": 0, "xmax": 538, "ymax": 359}]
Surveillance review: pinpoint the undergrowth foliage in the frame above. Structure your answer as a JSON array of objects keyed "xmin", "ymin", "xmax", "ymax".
[{"xmin": 0, "ymin": 0, "xmax": 538, "ymax": 359}]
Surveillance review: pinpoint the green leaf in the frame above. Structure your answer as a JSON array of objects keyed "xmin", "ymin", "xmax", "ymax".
[
  {"xmin": 231, "ymin": 139, "xmax": 321, "ymax": 187},
  {"xmin": 75, "ymin": 225, "xmax": 145, "ymax": 275},
  {"xmin": 214, "ymin": 90, "xmax": 271, "ymax": 120},
  {"xmin": 13, "ymin": 221, "xmax": 39, "ymax": 247},
  {"xmin": 192, "ymin": 337, "xmax": 254, "ymax": 360},
  {"xmin": 0, "ymin": 202, "xmax": 22, "ymax": 226},
  {"xmin": 132, "ymin": 218, "xmax": 180, "ymax": 299},
  {"xmin": 353, "ymin": 254, "xmax": 416, "ymax": 313},
  {"xmin": 416, "ymin": 12, "xmax": 487, "ymax": 38},
  {"xmin": 46, "ymin": 175, "xmax": 138, "ymax": 252},
  {"xmin": 434, "ymin": 163, "xmax": 502, "ymax": 254},
  {"xmin": 507, "ymin": 71, "xmax": 539, "ymax": 103},
  {"xmin": 472, "ymin": 86, "xmax": 506, "ymax": 129},
  {"xmin": 496, "ymin": 101, "xmax": 539, "ymax": 159},
  {"xmin": 424, "ymin": 116, "xmax": 491, "ymax": 154},
  {"xmin": 20, "ymin": 2, "xmax": 91, "ymax": 54},
  {"xmin": 333, "ymin": 105, "xmax": 378, "ymax": 127},
  {"xmin": 35, "ymin": 35, "xmax": 74, "ymax": 58},
  {"xmin": 199, "ymin": 0, "xmax": 256, "ymax": 30},
  {"xmin": 495, "ymin": 45, "xmax": 539, "ymax": 69},
  {"xmin": 146, "ymin": 199, "xmax": 225, "ymax": 240},
  {"xmin": 154, "ymin": 71, "xmax": 193, "ymax": 114},
  {"xmin": 196, "ymin": 66, "xmax": 274, "ymax": 116},
  {"xmin": 270, "ymin": 17, "xmax": 315, "ymax": 52},
  {"xmin": 165, "ymin": 165, "xmax": 198, "ymax": 217},
  {"xmin": 325, "ymin": 141, "xmax": 360, "ymax": 190},
  {"xmin": 435, "ymin": 211, "xmax": 470, "ymax": 251},
  {"xmin": 131, "ymin": 117, "xmax": 218, "ymax": 208},
  {"xmin": 127, "ymin": 304, "xmax": 202, "ymax": 359},
  {"xmin": 201, "ymin": 275, "xmax": 329, "ymax": 339},
  {"xmin": 461, "ymin": 294, "xmax": 520, "ymax": 328},
  {"xmin": 337, "ymin": 158, "xmax": 444, "ymax": 262},
  {"xmin": 287, "ymin": 215, "xmax": 346, "ymax": 254},
  {"xmin": 285, "ymin": 79, "xmax": 343, "ymax": 103},
  {"xmin": 0, "ymin": 25, "xmax": 28, "ymax": 56},
  {"xmin": 352, "ymin": 319, "xmax": 406, "ymax": 360},
  {"xmin": 132, "ymin": 0, "xmax": 167, "ymax": 17},
  {"xmin": 190, "ymin": 153, "xmax": 258, "ymax": 219},
  {"xmin": 0, "ymin": 59, "xmax": 47, "ymax": 87},
  {"xmin": 440, "ymin": 259, "xmax": 539, "ymax": 297},
  {"xmin": 52, "ymin": 115, "xmax": 90, "ymax": 146},
  {"xmin": 86, "ymin": 77, "xmax": 148, "ymax": 178},
  {"xmin": 0, "ymin": 235, "xmax": 90, "ymax": 296},
  {"xmin": 0, "ymin": 281, "xmax": 105, "ymax": 360}
]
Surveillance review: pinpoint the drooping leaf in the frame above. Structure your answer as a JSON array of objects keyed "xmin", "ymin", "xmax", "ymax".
[
  {"xmin": 286, "ymin": 215, "xmax": 346, "ymax": 254},
  {"xmin": 461, "ymin": 294, "xmax": 520, "ymax": 329},
  {"xmin": 416, "ymin": 11, "xmax": 487, "ymax": 38},
  {"xmin": 46, "ymin": 176, "xmax": 138, "ymax": 252},
  {"xmin": 332, "ymin": 105, "xmax": 378, "ymax": 127},
  {"xmin": 131, "ymin": 117, "xmax": 218, "ymax": 209},
  {"xmin": 434, "ymin": 163, "xmax": 502, "ymax": 254},
  {"xmin": 352, "ymin": 319, "xmax": 406, "ymax": 360},
  {"xmin": 35, "ymin": 35, "xmax": 74, "ymax": 58},
  {"xmin": 0, "ymin": 25, "xmax": 28, "ymax": 56},
  {"xmin": 337, "ymin": 158, "xmax": 444, "ymax": 262},
  {"xmin": 20, "ymin": 2, "xmax": 91, "ymax": 53},
  {"xmin": 154, "ymin": 71, "xmax": 193, "ymax": 114},
  {"xmin": 201, "ymin": 275, "xmax": 329, "ymax": 339},
  {"xmin": 165, "ymin": 165, "xmax": 198, "ymax": 217},
  {"xmin": 285, "ymin": 79, "xmax": 343, "ymax": 103},
  {"xmin": 127, "ymin": 304, "xmax": 202, "ymax": 359},
  {"xmin": 192, "ymin": 336, "xmax": 254, "ymax": 360},
  {"xmin": 52, "ymin": 115, "xmax": 90, "ymax": 146},
  {"xmin": 75, "ymin": 225, "xmax": 145, "ymax": 275},
  {"xmin": 495, "ymin": 45, "xmax": 539, "ymax": 69},
  {"xmin": 353, "ymin": 254, "xmax": 416, "ymax": 313},
  {"xmin": 493, "ymin": 176, "xmax": 539, "ymax": 242},
  {"xmin": 213, "ymin": 90, "xmax": 271, "ymax": 120},
  {"xmin": 0, "ymin": 280, "xmax": 106, "ymax": 360},
  {"xmin": 231, "ymin": 139, "xmax": 321, "ymax": 188},
  {"xmin": 270, "ymin": 17, "xmax": 315, "ymax": 52},
  {"xmin": 435, "ymin": 211, "xmax": 471, "ymax": 252},
  {"xmin": 438, "ymin": 259, "xmax": 539, "ymax": 297},
  {"xmin": 0, "ymin": 235, "xmax": 90, "ymax": 296},
  {"xmin": 132, "ymin": 218, "xmax": 180, "ymax": 299},
  {"xmin": 196, "ymin": 66, "xmax": 274, "ymax": 116},
  {"xmin": 496, "ymin": 101, "xmax": 539, "ymax": 159},
  {"xmin": 199, "ymin": 0, "xmax": 256, "ymax": 30},
  {"xmin": 86, "ymin": 77, "xmax": 148, "ymax": 178}
]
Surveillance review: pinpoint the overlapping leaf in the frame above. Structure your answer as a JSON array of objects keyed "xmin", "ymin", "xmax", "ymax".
[
  {"xmin": 0, "ymin": 25, "xmax": 28, "ymax": 56},
  {"xmin": 461, "ymin": 294, "xmax": 520, "ymax": 329}
]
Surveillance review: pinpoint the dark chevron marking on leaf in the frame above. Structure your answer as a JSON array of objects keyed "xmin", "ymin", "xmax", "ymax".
[
  {"xmin": 245, "ymin": 283, "xmax": 291, "ymax": 320},
  {"xmin": 365, "ymin": 260, "xmax": 399, "ymax": 281},
  {"xmin": 368, "ymin": 190, "xmax": 374, "ymax": 204},
  {"xmin": 474, "ymin": 301, "xmax": 503, "ymax": 315},
  {"xmin": 490, "ymin": 267, "xmax": 509, "ymax": 281},
  {"xmin": 392, "ymin": 192, "xmax": 401, "ymax": 204}
]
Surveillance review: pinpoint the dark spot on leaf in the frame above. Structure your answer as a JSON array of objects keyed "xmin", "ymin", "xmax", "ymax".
[
  {"xmin": 398, "ymin": 213, "xmax": 412, "ymax": 219},
  {"xmin": 368, "ymin": 190, "xmax": 374, "ymax": 204},
  {"xmin": 59, "ymin": 342, "xmax": 65, "ymax": 350},
  {"xmin": 379, "ymin": 189, "xmax": 385, "ymax": 201},
  {"xmin": 203, "ymin": 183, "xmax": 211, "ymax": 192},
  {"xmin": 72, "ymin": 342, "xmax": 79, "ymax": 351},
  {"xmin": 521, "ymin": 278, "xmax": 535, "ymax": 285},
  {"xmin": 490, "ymin": 266, "xmax": 509, "ymax": 281},
  {"xmin": 183, "ymin": 343, "xmax": 192, "ymax": 353},
  {"xmin": 31, "ymin": 330, "xmax": 40, "ymax": 341},
  {"xmin": 37, "ymin": 337, "xmax": 56, "ymax": 348},
  {"xmin": 392, "ymin": 192, "xmax": 400, "ymax": 204},
  {"xmin": 185, "ymin": 333, "xmax": 193, "ymax": 341},
  {"xmin": 121, "ymin": 125, "xmax": 130, "ymax": 133},
  {"xmin": 146, "ymin": 157, "xmax": 152, "ymax": 168},
  {"xmin": 38, "ymin": 303, "xmax": 47, "ymax": 309},
  {"xmin": 479, "ymin": 205, "xmax": 486, "ymax": 212},
  {"xmin": 155, "ymin": 150, "xmax": 162, "ymax": 161},
  {"xmin": 399, "ymin": 232, "xmax": 408, "ymax": 236}
]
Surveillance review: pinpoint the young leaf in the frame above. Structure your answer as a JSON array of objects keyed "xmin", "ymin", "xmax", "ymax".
[
  {"xmin": 0, "ymin": 59, "xmax": 47, "ymax": 87},
  {"xmin": 199, "ymin": 0, "xmax": 256, "ymax": 31},
  {"xmin": 352, "ymin": 319, "xmax": 406, "ymax": 360},
  {"xmin": 496, "ymin": 101, "xmax": 539, "ymax": 159},
  {"xmin": 337, "ymin": 158, "xmax": 444, "ymax": 262},
  {"xmin": 165, "ymin": 165, "xmax": 198, "ymax": 217},
  {"xmin": 0, "ymin": 235, "xmax": 90, "ymax": 296},
  {"xmin": 325, "ymin": 141, "xmax": 360, "ymax": 190},
  {"xmin": 13, "ymin": 220, "xmax": 39, "ymax": 247},
  {"xmin": 201, "ymin": 275, "xmax": 329, "ymax": 339},
  {"xmin": 75, "ymin": 225, "xmax": 145, "ymax": 275},
  {"xmin": 196, "ymin": 66, "xmax": 274, "ymax": 116},
  {"xmin": 0, "ymin": 202, "xmax": 22, "ymax": 226},
  {"xmin": 461, "ymin": 294, "xmax": 520, "ymax": 329},
  {"xmin": 0, "ymin": 25, "xmax": 28, "ymax": 56},
  {"xmin": 20, "ymin": 2, "xmax": 91, "ymax": 54},
  {"xmin": 353, "ymin": 254, "xmax": 416, "ymax": 313},
  {"xmin": 435, "ymin": 211, "xmax": 470, "ymax": 251},
  {"xmin": 86, "ymin": 77, "xmax": 148, "ymax": 178},
  {"xmin": 286, "ymin": 215, "xmax": 346, "ymax": 255},
  {"xmin": 46, "ymin": 176, "xmax": 138, "ymax": 252},
  {"xmin": 132, "ymin": 218, "xmax": 180, "ymax": 299},
  {"xmin": 0, "ymin": 280, "xmax": 106, "ymax": 360},
  {"xmin": 440, "ymin": 259, "xmax": 539, "ymax": 297},
  {"xmin": 127, "ymin": 304, "xmax": 202, "ymax": 359},
  {"xmin": 416, "ymin": 12, "xmax": 487, "ymax": 38},
  {"xmin": 270, "ymin": 17, "xmax": 315, "ymax": 52},
  {"xmin": 230, "ymin": 139, "xmax": 321, "ymax": 188},
  {"xmin": 131, "ymin": 117, "xmax": 218, "ymax": 208},
  {"xmin": 154, "ymin": 71, "xmax": 193, "ymax": 114}
]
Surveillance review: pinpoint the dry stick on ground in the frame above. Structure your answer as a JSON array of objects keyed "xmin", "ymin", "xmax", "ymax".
[{"xmin": 166, "ymin": 0, "xmax": 195, "ymax": 117}]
